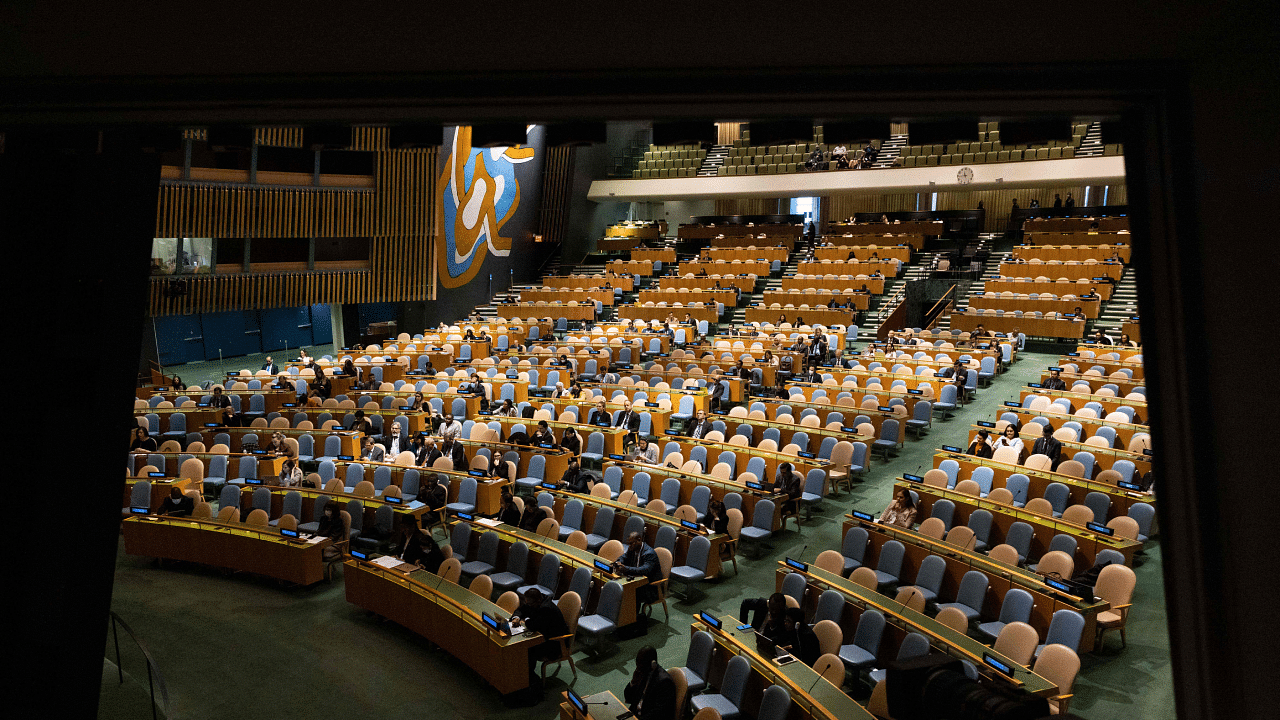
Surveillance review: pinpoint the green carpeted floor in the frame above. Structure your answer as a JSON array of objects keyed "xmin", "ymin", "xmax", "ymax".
[{"xmin": 109, "ymin": 349, "xmax": 1173, "ymax": 720}]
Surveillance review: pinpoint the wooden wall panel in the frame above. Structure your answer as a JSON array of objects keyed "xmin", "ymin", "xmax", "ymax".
[
  {"xmin": 714, "ymin": 197, "xmax": 782, "ymax": 216},
  {"xmin": 150, "ymin": 140, "xmax": 439, "ymax": 316},
  {"xmin": 821, "ymin": 192, "xmax": 918, "ymax": 228},
  {"xmin": 717, "ymin": 122, "xmax": 743, "ymax": 145},
  {"xmin": 537, "ymin": 147, "xmax": 576, "ymax": 244}
]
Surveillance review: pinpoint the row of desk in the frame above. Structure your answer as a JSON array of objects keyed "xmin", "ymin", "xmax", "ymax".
[
  {"xmin": 998, "ymin": 261, "xmax": 1124, "ymax": 282},
  {"xmin": 950, "ymin": 312, "xmax": 1085, "ymax": 339}
]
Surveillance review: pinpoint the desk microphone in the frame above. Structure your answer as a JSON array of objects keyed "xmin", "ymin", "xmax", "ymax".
[{"xmin": 796, "ymin": 544, "xmax": 809, "ymax": 563}]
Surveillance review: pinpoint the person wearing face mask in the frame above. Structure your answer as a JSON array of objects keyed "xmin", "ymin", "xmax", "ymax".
[{"xmin": 157, "ymin": 486, "xmax": 194, "ymax": 517}]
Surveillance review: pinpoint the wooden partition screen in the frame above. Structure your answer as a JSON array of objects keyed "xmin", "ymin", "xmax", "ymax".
[{"xmin": 149, "ymin": 126, "xmax": 437, "ymax": 316}]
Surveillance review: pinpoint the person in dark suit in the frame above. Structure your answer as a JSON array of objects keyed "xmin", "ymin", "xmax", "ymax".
[
  {"xmin": 514, "ymin": 589, "xmax": 571, "ymax": 694},
  {"xmin": 349, "ymin": 409, "xmax": 374, "ymax": 435},
  {"xmin": 1064, "ymin": 192, "xmax": 1075, "ymax": 208},
  {"xmin": 615, "ymin": 531, "xmax": 664, "ymax": 605},
  {"xmin": 415, "ymin": 435, "xmax": 442, "ymax": 466},
  {"xmin": 1053, "ymin": 194, "xmax": 1063, "ymax": 208},
  {"xmin": 560, "ymin": 427, "xmax": 582, "ymax": 456},
  {"xmin": 418, "ymin": 474, "xmax": 448, "ymax": 524},
  {"xmin": 587, "ymin": 399, "xmax": 611, "ymax": 427},
  {"xmin": 380, "ymin": 422, "xmax": 409, "ymax": 458},
  {"xmin": 1031, "ymin": 423, "xmax": 1064, "ymax": 469},
  {"xmin": 261, "ymin": 356, "xmax": 279, "ymax": 375},
  {"xmin": 938, "ymin": 360, "xmax": 969, "ymax": 389},
  {"xmin": 615, "ymin": 399, "xmax": 641, "ymax": 433},
  {"xmin": 707, "ymin": 376, "xmax": 726, "ymax": 412},
  {"xmin": 498, "ymin": 491, "xmax": 521, "ymax": 526},
  {"xmin": 686, "ymin": 409, "xmax": 714, "ymax": 440},
  {"xmin": 360, "ymin": 437, "xmax": 385, "ymax": 463},
  {"xmin": 209, "ymin": 386, "xmax": 233, "ymax": 410},
  {"xmin": 1043, "ymin": 369, "xmax": 1068, "ymax": 391},
  {"xmin": 623, "ymin": 646, "xmax": 677, "ymax": 720},
  {"xmin": 530, "ymin": 420, "xmax": 556, "ymax": 446},
  {"xmin": 781, "ymin": 607, "xmax": 821, "ymax": 666},
  {"xmin": 560, "ymin": 458, "xmax": 591, "ymax": 494}
]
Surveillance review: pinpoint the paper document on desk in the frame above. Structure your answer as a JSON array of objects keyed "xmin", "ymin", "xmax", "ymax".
[
  {"xmin": 371, "ymin": 555, "xmax": 407, "ymax": 569},
  {"xmin": 405, "ymin": 500, "xmax": 425, "ymax": 510},
  {"xmin": 474, "ymin": 518, "xmax": 502, "ymax": 528},
  {"xmin": 305, "ymin": 536, "xmax": 326, "ymax": 544}
]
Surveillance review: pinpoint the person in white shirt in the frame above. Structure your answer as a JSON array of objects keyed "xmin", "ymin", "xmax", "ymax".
[
  {"xmin": 438, "ymin": 414, "xmax": 462, "ymax": 442},
  {"xmin": 992, "ymin": 423, "xmax": 1025, "ymax": 458}
]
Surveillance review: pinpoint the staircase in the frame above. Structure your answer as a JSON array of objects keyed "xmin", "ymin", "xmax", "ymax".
[
  {"xmin": 698, "ymin": 145, "xmax": 731, "ymax": 177},
  {"xmin": 1092, "ymin": 268, "xmax": 1139, "ymax": 335},
  {"xmin": 934, "ymin": 249, "xmax": 1006, "ymax": 330},
  {"xmin": 1075, "ymin": 122, "xmax": 1105, "ymax": 158},
  {"xmin": 873, "ymin": 133, "xmax": 909, "ymax": 168}
]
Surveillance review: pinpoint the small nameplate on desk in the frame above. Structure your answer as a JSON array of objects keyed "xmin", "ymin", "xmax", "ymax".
[
  {"xmin": 666, "ymin": 430, "xmax": 680, "ymax": 435},
  {"xmin": 908, "ymin": 389, "xmax": 923, "ymax": 395},
  {"xmin": 1049, "ymin": 366, "xmax": 1063, "ymax": 371},
  {"xmin": 1130, "ymin": 316, "xmax": 1141, "ymax": 321},
  {"xmin": 541, "ymin": 482, "xmax": 559, "ymax": 490},
  {"xmin": 942, "ymin": 445, "xmax": 964, "ymax": 453},
  {"xmin": 797, "ymin": 451, "xmax": 816, "ymax": 459},
  {"xmin": 1004, "ymin": 401, "xmax": 1022, "ymax": 408},
  {"xmin": 983, "ymin": 653, "xmax": 1015, "ymax": 678},
  {"xmin": 1087, "ymin": 521, "xmax": 1114, "ymax": 535},
  {"xmin": 1142, "ymin": 448, "xmax": 1152, "ymax": 456},
  {"xmin": 282, "ymin": 402, "xmax": 297, "ymax": 408},
  {"xmin": 204, "ymin": 422, "xmax": 220, "ymax": 427},
  {"xmin": 977, "ymin": 421, "xmax": 996, "ymax": 428},
  {"xmin": 841, "ymin": 426, "xmax": 858, "ymax": 433},
  {"xmin": 455, "ymin": 512, "xmax": 474, "ymax": 521},
  {"xmin": 645, "ymin": 402, "xmax": 659, "ymax": 407},
  {"xmin": 1092, "ymin": 277, "xmax": 1110, "ymax": 282},
  {"xmin": 280, "ymin": 528, "xmax": 300, "ymax": 538},
  {"xmin": 339, "ymin": 455, "xmax": 355, "ymax": 461},
  {"xmin": 1066, "ymin": 352, "xmax": 1080, "ymax": 357},
  {"xmin": 252, "ymin": 449, "xmax": 268, "ymax": 455},
  {"xmin": 539, "ymin": 443, "xmax": 555, "ymax": 449},
  {"xmin": 384, "ymin": 495, "xmax": 403, "ymax": 504},
  {"xmin": 698, "ymin": 612, "xmax": 722, "ymax": 630},
  {"xmin": 350, "ymin": 549, "xmax": 371, "ymax": 560},
  {"xmin": 994, "ymin": 333, "xmax": 1008, "ymax": 338},
  {"xmin": 784, "ymin": 558, "xmax": 808, "ymax": 571},
  {"xmin": 148, "ymin": 471, "xmax": 167, "ymax": 478},
  {"xmin": 609, "ymin": 454, "xmax": 626, "ymax": 461},
  {"xmin": 198, "ymin": 401, "xmax": 212, "ymax": 407},
  {"xmin": 1044, "ymin": 577, "xmax": 1073, "ymax": 594},
  {"xmin": 468, "ymin": 469, "xmax": 487, "ymax": 477},
  {"xmin": 680, "ymin": 519, "xmax": 700, "ymax": 530},
  {"xmin": 746, "ymin": 481, "xmax": 764, "ymax": 490},
  {"xmin": 877, "ymin": 406, "xmax": 893, "ymax": 413},
  {"xmin": 903, "ymin": 473, "xmax": 924, "ymax": 483},
  {"xmin": 247, "ymin": 478, "xmax": 266, "ymax": 485},
  {"xmin": 852, "ymin": 510, "xmax": 875, "ymax": 522},
  {"xmin": 478, "ymin": 411, "xmax": 491, "ymax": 416},
  {"xmin": 481, "ymin": 612, "xmax": 505, "ymax": 634},
  {"xmin": 1028, "ymin": 383, "xmax": 1043, "ymax": 388},
  {"xmin": 593, "ymin": 559, "xmax": 614, "ymax": 573},
  {"xmin": 130, "ymin": 506, "xmax": 150, "ymax": 514}
]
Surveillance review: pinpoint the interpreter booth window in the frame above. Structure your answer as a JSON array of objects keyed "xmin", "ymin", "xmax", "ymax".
[
  {"xmin": 151, "ymin": 237, "xmax": 213, "ymax": 275},
  {"xmin": 150, "ymin": 238, "xmax": 178, "ymax": 275}
]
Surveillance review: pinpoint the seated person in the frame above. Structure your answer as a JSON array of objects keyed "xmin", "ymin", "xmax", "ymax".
[
  {"xmin": 493, "ymin": 399, "xmax": 518, "ymax": 417},
  {"xmin": 615, "ymin": 531, "xmax": 664, "ymax": 605},
  {"xmin": 560, "ymin": 458, "xmax": 591, "ymax": 494},
  {"xmin": 419, "ymin": 474, "xmax": 448, "ymax": 524},
  {"xmin": 130, "ymin": 426, "xmax": 157, "ymax": 453},
  {"xmin": 587, "ymin": 399, "xmax": 612, "ymax": 426},
  {"xmin": 498, "ymin": 490, "xmax": 521, "ymax": 526},
  {"xmin": 633, "ymin": 436, "xmax": 659, "ymax": 464},
  {"xmin": 560, "ymin": 427, "xmax": 582, "ymax": 455},
  {"xmin": 530, "ymin": 420, "xmax": 556, "ymax": 446},
  {"xmin": 513, "ymin": 588, "xmax": 571, "ymax": 688},
  {"xmin": 381, "ymin": 422, "xmax": 410, "ymax": 458},
  {"xmin": 1042, "ymin": 368, "xmax": 1067, "ymax": 391},
  {"xmin": 360, "ymin": 436, "xmax": 385, "ymax": 462},
  {"xmin": 707, "ymin": 377, "xmax": 726, "ymax": 412},
  {"xmin": 738, "ymin": 592, "xmax": 787, "ymax": 642},
  {"xmin": 349, "ymin": 409, "xmax": 375, "ymax": 435},
  {"xmin": 780, "ymin": 607, "xmax": 821, "ymax": 666},
  {"xmin": 437, "ymin": 413, "xmax": 463, "ymax": 442},
  {"xmin": 774, "ymin": 462, "xmax": 803, "ymax": 517},
  {"xmin": 157, "ymin": 486, "xmax": 194, "ymax": 517},
  {"xmin": 278, "ymin": 456, "xmax": 303, "ymax": 487},
  {"xmin": 1031, "ymin": 423, "xmax": 1064, "ymax": 469},
  {"xmin": 993, "ymin": 423, "xmax": 1024, "ymax": 457},
  {"xmin": 967, "ymin": 428, "xmax": 994, "ymax": 459},
  {"xmin": 414, "ymin": 435, "xmax": 443, "ymax": 466},
  {"xmin": 878, "ymin": 488, "xmax": 917, "ymax": 528},
  {"xmin": 686, "ymin": 409, "xmax": 714, "ymax": 440},
  {"xmin": 623, "ymin": 646, "xmax": 677, "ymax": 720},
  {"xmin": 615, "ymin": 399, "xmax": 642, "ymax": 434}
]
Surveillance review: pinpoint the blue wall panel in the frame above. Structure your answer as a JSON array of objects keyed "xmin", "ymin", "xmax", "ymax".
[
  {"xmin": 200, "ymin": 309, "xmax": 262, "ymax": 360},
  {"xmin": 260, "ymin": 306, "xmax": 312, "ymax": 353},
  {"xmin": 309, "ymin": 304, "xmax": 333, "ymax": 346},
  {"xmin": 154, "ymin": 314, "xmax": 205, "ymax": 366}
]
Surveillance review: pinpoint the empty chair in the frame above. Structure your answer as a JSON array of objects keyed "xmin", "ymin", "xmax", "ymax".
[
  {"xmin": 1042, "ymin": 482, "xmax": 1070, "ymax": 518},
  {"xmin": 976, "ymin": 588, "xmax": 1035, "ymax": 641},
  {"xmin": 446, "ymin": 477, "xmax": 478, "ymax": 515},
  {"xmin": 1128, "ymin": 503, "xmax": 1156, "ymax": 542},
  {"xmin": 461, "ymin": 531, "xmax": 500, "ymax": 577},
  {"xmin": 906, "ymin": 555, "xmax": 946, "ymax": 602},
  {"xmin": 679, "ymin": 630, "xmax": 714, "ymax": 694},
  {"xmin": 738, "ymin": 499, "xmax": 774, "ymax": 556},
  {"xmin": 993, "ymin": 621, "xmax": 1039, "ymax": 667},
  {"xmin": 1005, "ymin": 522, "xmax": 1035, "ymax": 565},
  {"xmin": 489, "ymin": 542, "xmax": 530, "ymax": 595},
  {"xmin": 670, "ymin": 535, "xmax": 711, "ymax": 597},
  {"xmin": 1004, "ymin": 474, "xmax": 1030, "ymax": 507},
  {"xmin": 756, "ymin": 685, "xmax": 791, "ymax": 720},
  {"xmin": 1037, "ymin": 609, "xmax": 1087, "ymax": 658},
  {"xmin": 583, "ymin": 507, "xmax": 615, "ymax": 552},
  {"xmin": 1096, "ymin": 563, "xmax": 1137, "ymax": 649},
  {"xmin": 967, "ymin": 509, "xmax": 993, "ymax": 551},
  {"xmin": 872, "ymin": 539, "xmax": 905, "ymax": 590},
  {"xmin": 1084, "ymin": 491, "xmax": 1111, "ymax": 523},
  {"xmin": 558, "ymin": 500, "xmax": 585, "ymax": 540},
  {"xmin": 1033, "ymin": 643, "xmax": 1081, "ymax": 715},
  {"xmin": 691, "ymin": 655, "xmax": 749, "ymax": 720},
  {"xmin": 577, "ymin": 580, "xmax": 625, "ymax": 649},
  {"xmin": 839, "ymin": 609, "xmax": 886, "ymax": 672},
  {"xmin": 841, "ymin": 526, "xmax": 869, "ymax": 575},
  {"xmin": 517, "ymin": 553, "xmax": 561, "ymax": 597},
  {"xmin": 869, "ymin": 631, "xmax": 931, "ymax": 684},
  {"xmin": 872, "ymin": 419, "xmax": 901, "ymax": 460},
  {"xmin": 937, "ymin": 570, "xmax": 988, "ymax": 623}
]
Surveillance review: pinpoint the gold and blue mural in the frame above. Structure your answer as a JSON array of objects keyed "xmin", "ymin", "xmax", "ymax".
[{"xmin": 436, "ymin": 125, "xmax": 537, "ymax": 289}]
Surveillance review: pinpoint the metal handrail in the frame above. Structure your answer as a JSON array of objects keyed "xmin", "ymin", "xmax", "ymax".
[{"xmin": 107, "ymin": 611, "xmax": 171, "ymax": 720}]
